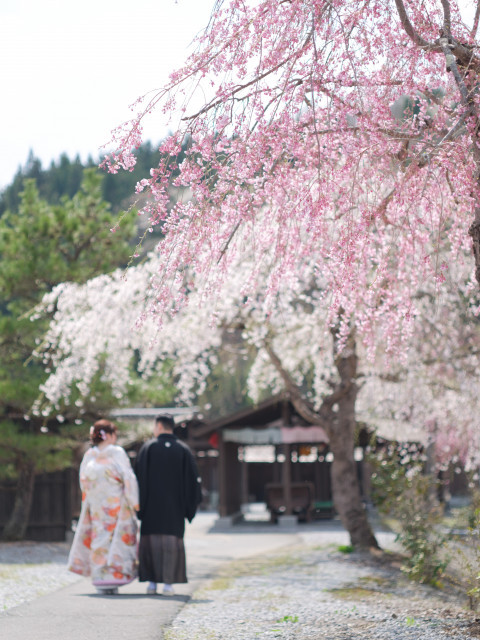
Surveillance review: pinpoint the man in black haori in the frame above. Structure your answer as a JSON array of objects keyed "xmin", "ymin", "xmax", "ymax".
[{"xmin": 135, "ymin": 414, "xmax": 202, "ymax": 595}]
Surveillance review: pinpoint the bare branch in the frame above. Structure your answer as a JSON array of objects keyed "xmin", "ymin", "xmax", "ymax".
[
  {"xmin": 472, "ymin": 0, "xmax": 480, "ymax": 39},
  {"xmin": 440, "ymin": 0, "xmax": 452, "ymax": 37},
  {"xmin": 182, "ymin": 26, "xmax": 314, "ymax": 123},
  {"xmin": 217, "ymin": 222, "xmax": 241, "ymax": 263},
  {"xmin": 395, "ymin": 0, "xmax": 480, "ymax": 72},
  {"xmin": 394, "ymin": 0, "xmax": 436, "ymax": 50},
  {"xmin": 262, "ymin": 339, "xmax": 342, "ymax": 431},
  {"xmin": 439, "ymin": 38, "xmax": 470, "ymax": 101}
]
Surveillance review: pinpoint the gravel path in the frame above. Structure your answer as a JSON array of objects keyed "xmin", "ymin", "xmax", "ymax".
[
  {"xmin": 0, "ymin": 541, "xmax": 81, "ymax": 612},
  {"xmin": 166, "ymin": 544, "xmax": 480, "ymax": 640}
]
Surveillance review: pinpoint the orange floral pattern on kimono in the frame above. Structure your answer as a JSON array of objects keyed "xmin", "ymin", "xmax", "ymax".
[{"xmin": 67, "ymin": 444, "xmax": 139, "ymax": 586}]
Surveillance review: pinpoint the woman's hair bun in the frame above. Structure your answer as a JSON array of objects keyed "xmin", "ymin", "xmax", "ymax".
[{"xmin": 90, "ymin": 419, "xmax": 117, "ymax": 445}]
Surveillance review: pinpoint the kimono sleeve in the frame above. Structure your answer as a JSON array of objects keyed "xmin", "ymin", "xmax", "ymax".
[
  {"xmin": 134, "ymin": 440, "xmax": 153, "ymax": 520},
  {"xmin": 116, "ymin": 447, "xmax": 140, "ymax": 512},
  {"xmin": 183, "ymin": 448, "xmax": 202, "ymax": 523},
  {"xmin": 78, "ymin": 448, "xmax": 94, "ymax": 494}
]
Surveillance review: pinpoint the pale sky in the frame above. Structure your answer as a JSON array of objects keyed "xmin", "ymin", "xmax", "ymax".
[
  {"xmin": 0, "ymin": 0, "xmax": 215, "ymax": 189},
  {"xmin": 2, "ymin": 1, "xmax": 477, "ymax": 191}
]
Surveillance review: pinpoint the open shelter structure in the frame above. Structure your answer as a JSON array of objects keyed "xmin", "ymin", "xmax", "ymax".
[{"xmin": 186, "ymin": 394, "xmax": 359, "ymax": 525}]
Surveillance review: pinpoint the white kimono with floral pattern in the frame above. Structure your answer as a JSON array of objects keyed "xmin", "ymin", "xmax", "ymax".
[{"xmin": 67, "ymin": 444, "xmax": 139, "ymax": 586}]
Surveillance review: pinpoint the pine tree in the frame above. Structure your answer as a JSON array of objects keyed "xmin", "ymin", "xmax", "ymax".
[{"xmin": 0, "ymin": 169, "xmax": 135, "ymax": 540}]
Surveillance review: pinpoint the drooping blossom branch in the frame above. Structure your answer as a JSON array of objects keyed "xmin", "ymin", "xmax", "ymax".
[{"xmin": 33, "ymin": 207, "xmax": 480, "ymax": 473}]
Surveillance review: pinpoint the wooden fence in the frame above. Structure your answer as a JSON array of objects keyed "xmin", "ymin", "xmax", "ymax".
[{"xmin": 0, "ymin": 469, "xmax": 75, "ymax": 542}]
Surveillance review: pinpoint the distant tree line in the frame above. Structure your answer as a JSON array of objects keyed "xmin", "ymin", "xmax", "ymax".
[{"xmin": 0, "ymin": 141, "xmax": 170, "ymax": 215}]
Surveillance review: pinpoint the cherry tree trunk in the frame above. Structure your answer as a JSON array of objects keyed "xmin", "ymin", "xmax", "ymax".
[
  {"xmin": 328, "ymin": 403, "xmax": 378, "ymax": 549},
  {"xmin": 328, "ymin": 334, "xmax": 379, "ymax": 550},
  {"xmin": 3, "ymin": 461, "xmax": 36, "ymax": 541},
  {"xmin": 267, "ymin": 329, "xmax": 379, "ymax": 549}
]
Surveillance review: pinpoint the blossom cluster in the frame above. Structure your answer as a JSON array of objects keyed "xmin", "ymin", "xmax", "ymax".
[{"xmin": 34, "ymin": 1, "xmax": 480, "ymax": 471}]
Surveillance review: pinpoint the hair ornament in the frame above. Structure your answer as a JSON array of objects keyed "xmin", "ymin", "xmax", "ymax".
[{"xmin": 100, "ymin": 429, "xmax": 106, "ymax": 440}]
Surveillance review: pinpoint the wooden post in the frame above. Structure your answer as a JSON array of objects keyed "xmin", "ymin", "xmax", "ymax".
[
  {"xmin": 218, "ymin": 436, "xmax": 242, "ymax": 517},
  {"xmin": 218, "ymin": 434, "xmax": 228, "ymax": 517},
  {"xmin": 281, "ymin": 399, "xmax": 292, "ymax": 515},
  {"xmin": 282, "ymin": 443, "xmax": 292, "ymax": 515},
  {"xmin": 273, "ymin": 445, "xmax": 281, "ymax": 482},
  {"xmin": 240, "ymin": 446, "xmax": 249, "ymax": 506}
]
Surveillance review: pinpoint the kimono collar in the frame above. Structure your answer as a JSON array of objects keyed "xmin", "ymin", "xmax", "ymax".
[{"xmin": 157, "ymin": 432, "xmax": 176, "ymax": 440}]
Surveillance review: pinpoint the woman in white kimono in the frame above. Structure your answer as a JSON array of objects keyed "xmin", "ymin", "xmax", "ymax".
[{"xmin": 67, "ymin": 419, "xmax": 139, "ymax": 595}]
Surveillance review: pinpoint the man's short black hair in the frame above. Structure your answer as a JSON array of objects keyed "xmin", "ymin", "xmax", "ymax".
[{"xmin": 155, "ymin": 414, "xmax": 175, "ymax": 431}]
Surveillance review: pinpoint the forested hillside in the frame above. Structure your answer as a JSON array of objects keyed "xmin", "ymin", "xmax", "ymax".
[{"xmin": 0, "ymin": 142, "xmax": 167, "ymax": 215}]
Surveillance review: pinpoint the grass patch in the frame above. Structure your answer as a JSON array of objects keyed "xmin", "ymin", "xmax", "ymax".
[
  {"xmin": 358, "ymin": 575, "xmax": 390, "ymax": 588},
  {"xmin": 204, "ymin": 576, "xmax": 233, "ymax": 591},
  {"xmin": 328, "ymin": 585, "xmax": 386, "ymax": 600},
  {"xmin": 215, "ymin": 550, "xmax": 306, "ymax": 580},
  {"xmin": 198, "ymin": 548, "xmax": 310, "ymax": 598},
  {"xmin": 277, "ymin": 614, "xmax": 299, "ymax": 623}
]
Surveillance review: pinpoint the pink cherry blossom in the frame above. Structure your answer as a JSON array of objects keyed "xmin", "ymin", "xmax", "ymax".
[{"xmin": 33, "ymin": 1, "xmax": 480, "ymax": 474}]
